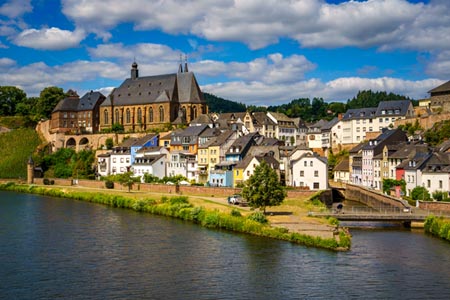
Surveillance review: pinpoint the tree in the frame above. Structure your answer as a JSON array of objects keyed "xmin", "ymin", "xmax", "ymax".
[
  {"xmin": 411, "ymin": 186, "xmax": 431, "ymax": 201},
  {"xmin": 118, "ymin": 172, "xmax": 139, "ymax": 192},
  {"xmin": 242, "ymin": 161, "xmax": 286, "ymax": 214},
  {"xmin": 35, "ymin": 86, "xmax": 65, "ymax": 119},
  {"xmin": 0, "ymin": 86, "xmax": 27, "ymax": 116}
]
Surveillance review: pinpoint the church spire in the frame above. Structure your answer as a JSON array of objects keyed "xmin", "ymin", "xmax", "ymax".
[
  {"xmin": 184, "ymin": 55, "xmax": 189, "ymax": 73},
  {"xmin": 178, "ymin": 54, "xmax": 183, "ymax": 73}
]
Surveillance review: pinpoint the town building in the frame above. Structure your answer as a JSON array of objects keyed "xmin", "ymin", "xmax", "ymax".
[{"xmin": 99, "ymin": 61, "xmax": 207, "ymax": 132}]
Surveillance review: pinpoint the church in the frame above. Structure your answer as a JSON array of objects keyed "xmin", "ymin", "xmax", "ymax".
[{"xmin": 99, "ymin": 61, "xmax": 208, "ymax": 132}]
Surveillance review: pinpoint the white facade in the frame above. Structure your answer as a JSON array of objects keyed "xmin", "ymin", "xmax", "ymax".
[
  {"xmin": 422, "ymin": 172, "xmax": 450, "ymax": 198},
  {"xmin": 110, "ymin": 152, "xmax": 131, "ymax": 175},
  {"xmin": 132, "ymin": 155, "xmax": 166, "ymax": 182},
  {"xmin": 290, "ymin": 153, "xmax": 328, "ymax": 190}
]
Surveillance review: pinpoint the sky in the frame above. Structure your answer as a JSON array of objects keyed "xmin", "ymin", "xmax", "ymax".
[{"xmin": 0, "ymin": 0, "xmax": 449, "ymax": 106}]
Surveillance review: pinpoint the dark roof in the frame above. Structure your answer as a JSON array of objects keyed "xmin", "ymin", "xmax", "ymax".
[
  {"xmin": 101, "ymin": 65, "xmax": 204, "ymax": 107},
  {"xmin": 321, "ymin": 117, "xmax": 339, "ymax": 131},
  {"xmin": 349, "ymin": 142, "xmax": 366, "ymax": 154},
  {"xmin": 226, "ymin": 132, "xmax": 259, "ymax": 155},
  {"xmin": 362, "ymin": 129, "xmax": 407, "ymax": 151},
  {"xmin": 173, "ymin": 124, "xmax": 208, "ymax": 137},
  {"xmin": 52, "ymin": 91, "xmax": 79, "ymax": 112},
  {"xmin": 389, "ymin": 143, "xmax": 430, "ymax": 159},
  {"xmin": 252, "ymin": 112, "xmax": 275, "ymax": 126},
  {"xmin": 375, "ymin": 100, "xmax": 412, "ymax": 117},
  {"xmin": 190, "ymin": 114, "xmax": 213, "ymax": 125},
  {"xmin": 78, "ymin": 91, "xmax": 105, "ymax": 111},
  {"xmin": 428, "ymin": 80, "xmax": 450, "ymax": 94},
  {"xmin": 130, "ymin": 134, "xmax": 158, "ymax": 147},
  {"xmin": 342, "ymin": 107, "xmax": 377, "ymax": 120}
]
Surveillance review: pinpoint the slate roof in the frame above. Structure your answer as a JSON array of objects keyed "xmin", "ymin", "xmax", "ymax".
[
  {"xmin": 375, "ymin": 100, "xmax": 412, "ymax": 117},
  {"xmin": 101, "ymin": 64, "xmax": 204, "ymax": 107},
  {"xmin": 78, "ymin": 91, "xmax": 105, "ymax": 111},
  {"xmin": 252, "ymin": 112, "xmax": 275, "ymax": 126},
  {"xmin": 342, "ymin": 107, "xmax": 377, "ymax": 120},
  {"xmin": 334, "ymin": 158, "xmax": 350, "ymax": 172},
  {"xmin": 321, "ymin": 117, "xmax": 339, "ymax": 131},
  {"xmin": 389, "ymin": 143, "xmax": 430, "ymax": 159},
  {"xmin": 52, "ymin": 90, "xmax": 79, "ymax": 112}
]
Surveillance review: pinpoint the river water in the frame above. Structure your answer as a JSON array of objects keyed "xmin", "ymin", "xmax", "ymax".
[{"xmin": 1, "ymin": 191, "xmax": 450, "ymax": 300}]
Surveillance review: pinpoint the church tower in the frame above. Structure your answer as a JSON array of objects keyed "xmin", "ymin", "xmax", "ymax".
[{"xmin": 131, "ymin": 61, "xmax": 139, "ymax": 80}]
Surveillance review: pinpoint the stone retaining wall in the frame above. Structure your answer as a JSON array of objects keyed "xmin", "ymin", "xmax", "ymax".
[
  {"xmin": 418, "ymin": 201, "xmax": 450, "ymax": 214},
  {"xmin": 344, "ymin": 183, "xmax": 410, "ymax": 209}
]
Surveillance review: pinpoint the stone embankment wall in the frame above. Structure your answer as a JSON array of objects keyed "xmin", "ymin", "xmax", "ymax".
[
  {"xmin": 31, "ymin": 178, "xmax": 316, "ymax": 199},
  {"xmin": 418, "ymin": 201, "xmax": 450, "ymax": 214},
  {"xmin": 395, "ymin": 112, "xmax": 450, "ymax": 131},
  {"xmin": 344, "ymin": 183, "xmax": 410, "ymax": 210}
]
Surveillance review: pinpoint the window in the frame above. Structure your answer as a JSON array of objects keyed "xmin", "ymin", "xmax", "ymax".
[
  {"xmin": 63, "ymin": 112, "xmax": 67, "ymax": 118},
  {"xmin": 115, "ymin": 109, "xmax": 120, "ymax": 124},
  {"xmin": 313, "ymin": 182, "xmax": 320, "ymax": 189},
  {"xmin": 300, "ymin": 171, "xmax": 304, "ymax": 177},
  {"xmin": 304, "ymin": 161, "xmax": 307, "ymax": 167},
  {"xmin": 149, "ymin": 107, "xmax": 154, "ymax": 122},
  {"xmin": 310, "ymin": 161, "xmax": 313, "ymax": 167},
  {"xmin": 439, "ymin": 180, "xmax": 443, "ymax": 189},
  {"xmin": 247, "ymin": 170, "xmax": 250, "ymax": 176},
  {"xmin": 314, "ymin": 170, "xmax": 318, "ymax": 177},
  {"xmin": 159, "ymin": 106, "xmax": 164, "ymax": 122},
  {"xmin": 427, "ymin": 180, "xmax": 431, "ymax": 188},
  {"xmin": 126, "ymin": 109, "xmax": 131, "ymax": 123},
  {"xmin": 137, "ymin": 108, "xmax": 142, "ymax": 123}
]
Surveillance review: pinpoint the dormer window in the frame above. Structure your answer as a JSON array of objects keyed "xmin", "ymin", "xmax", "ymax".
[{"xmin": 381, "ymin": 110, "xmax": 386, "ymax": 115}]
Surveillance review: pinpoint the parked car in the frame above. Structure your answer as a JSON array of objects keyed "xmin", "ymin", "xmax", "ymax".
[{"xmin": 227, "ymin": 194, "xmax": 242, "ymax": 205}]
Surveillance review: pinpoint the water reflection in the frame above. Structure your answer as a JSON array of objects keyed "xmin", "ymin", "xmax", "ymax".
[{"xmin": 1, "ymin": 191, "xmax": 450, "ymax": 299}]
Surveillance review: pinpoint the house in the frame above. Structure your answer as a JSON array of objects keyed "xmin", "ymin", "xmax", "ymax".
[
  {"xmin": 166, "ymin": 151, "xmax": 196, "ymax": 181},
  {"xmin": 333, "ymin": 158, "xmax": 350, "ymax": 183},
  {"xmin": 428, "ymin": 80, "xmax": 450, "ymax": 112},
  {"xmin": 209, "ymin": 161, "xmax": 236, "ymax": 187},
  {"xmin": 290, "ymin": 152, "xmax": 328, "ymax": 190},
  {"xmin": 252, "ymin": 111, "xmax": 276, "ymax": 138},
  {"xmin": 267, "ymin": 112, "xmax": 297, "ymax": 146},
  {"xmin": 233, "ymin": 154, "xmax": 280, "ymax": 187},
  {"xmin": 50, "ymin": 90, "xmax": 106, "ymax": 134},
  {"xmin": 170, "ymin": 124, "xmax": 209, "ymax": 154},
  {"xmin": 225, "ymin": 132, "xmax": 262, "ymax": 162},
  {"xmin": 99, "ymin": 61, "xmax": 208, "ymax": 132},
  {"xmin": 97, "ymin": 153, "xmax": 111, "ymax": 177},
  {"xmin": 360, "ymin": 129, "xmax": 408, "ymax": 188},
  {"xmin": 109, "ymin": 147, "xmax": 132, "ymax": 175},
  {"xmin": 129, "ymin": 133, "xmax": 159, "ymax": 164},
  {"xmin": 349, "ymin": 143, "xmax": 365, "ymax": 185},
  {"xmin": 421, "ymin": 153, "xmax": 450, "ymax": 198},
  {"xmin": 132, "ymin": 146, "xmax": 169, "ymax": 181},
  {"xmin": 401, "ymin": 152, "xmax": 432, "ymax": 197}
]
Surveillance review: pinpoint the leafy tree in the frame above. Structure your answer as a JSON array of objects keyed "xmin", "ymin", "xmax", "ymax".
[
  {"xmin": 242, "ymin": 161, "xmax": 286, "ymax": 214},
  {"xmin": 117, "ymin": 172, "xmax": 140, "ymax": 192},
  {"xmin": 0, "ymin": 86, "xmax": 27, "ymax": 116},
  {"xmin": 382, "ymin": 178, "xmax": 406, "ymax": 195},
  {"xmin": 204, "ymin": 92, "xmax": 246, "ymax": 113},
  {"xmin": 424, "ymin": 120, "xmax": 450, "ymax": 146},
  {"xmin": 346, "ymin": 90, "xmax": 410, "ymax": 110},
  {"xmin": 111, "ymin": 123, "xmax": 125, "ymax": 133},
  {"xmin": 105, "ymin": 138, "xmax": 114, "ymax": 150},
  {"xmin": 411, "ymin": 186, "xmax": 431, "ymax": 201},
  {"xmin": 35, "ymin": 86, "xmax": 65, "ymax": 119},
  {"xmin": 432, "ymin": 191, "xmax": 449, "ymax": 202}
]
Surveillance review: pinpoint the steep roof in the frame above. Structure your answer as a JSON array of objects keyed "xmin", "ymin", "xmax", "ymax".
[
  {"xmin": 334, "ymin": 158, "xmax": 350, "ymax": 172},
  {"xmin": 428, "ymin": 80, "xmax": 450, "ymax": 94},
  {"xmin": 77, "ymin": 91, "xmax": 105, "ymax": 111},
  {"xmin": 52, "ymin": 90, "xmax": 79, "ymax": 112}
]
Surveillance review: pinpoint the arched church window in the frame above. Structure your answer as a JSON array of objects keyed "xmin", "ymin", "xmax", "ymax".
[
  {"xmin": 126, "ymin": 108, "xmax": 131, "ymax": 123},
  {"xmin": 104, "ymin": 109, "xmax": 109, "ymax": 124},
  {"xmin": 159, "ymin": 106, "xmax": 164, "ymax": 122},
  {"xmin": 137, "ymin": 108, "xmax": 142, "ymax": 123},
  {"xmin": 115, "ymin": 109, "xmax": 120, "ymax": 124},
  {"xmin": 149, "ymin": 107, "xmax": 154, "ymax": 123}
]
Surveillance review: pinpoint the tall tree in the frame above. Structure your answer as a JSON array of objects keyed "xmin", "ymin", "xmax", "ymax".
[
  {"xmin": 242, "ymin": 161, "xmax": 286, "ymax": 214},
  {"xmin": 36, "ymin": 86, "xmax": 65, "ymax": 119},
  {"xmin": 0, "ymin": 86, "xmax": 27, "ymax": 116}
]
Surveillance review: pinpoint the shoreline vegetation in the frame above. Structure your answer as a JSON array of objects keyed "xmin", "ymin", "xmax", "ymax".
[{"xmin": 0, "ymin": 181, "xmax": 351, "ymax": 251}]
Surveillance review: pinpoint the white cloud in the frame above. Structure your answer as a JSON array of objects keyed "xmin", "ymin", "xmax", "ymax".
[
  {"xmin": 202, "ymin": 77, "xmax": 444, "ymax": 106},
  {"xmin": 13, "ymin": 27, "xmax": 86, "ymax": 50},
  {"xmin": 0, "ymin": 0, "xmax": 32, "ymax": 19},
  {"xmin": 0, "ymin": 60, "xmax": 124, "ymax": 96},
  {"xmin": 89, "ymin": 43, "xmax": 180, "ymax": 62},
  {"xmin": 0, "ymin": 57, "xmax": 15, "ymax": 68}
]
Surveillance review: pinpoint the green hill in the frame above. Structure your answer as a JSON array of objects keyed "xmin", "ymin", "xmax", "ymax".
[
  {"xmin": 204, "ymin": 92, "xmax": 246, "ymax": 113},
  {"xmin": 0, "ymin": 128, "xmax": 42, "ymax": 179}
]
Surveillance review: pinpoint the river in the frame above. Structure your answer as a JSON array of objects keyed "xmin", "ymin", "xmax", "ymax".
[{"xmin": 1, "ymin": 191, "xmax": 450, "ymax": 299}]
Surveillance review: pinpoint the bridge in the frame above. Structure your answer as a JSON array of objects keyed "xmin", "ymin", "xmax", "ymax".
[{"xmin": 310, "ymin": 208, "xmax": 430, "ymax": 227}]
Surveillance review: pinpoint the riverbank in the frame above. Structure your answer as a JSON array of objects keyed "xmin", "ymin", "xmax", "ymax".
[{"xmin": 0, "ymin": 181, "xmax": 351, "ymax": 251}]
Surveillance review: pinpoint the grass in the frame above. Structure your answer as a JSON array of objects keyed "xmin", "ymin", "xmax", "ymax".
[{"xmin": 0, "ymin": 128, "xmax": 42, "ymax": 178}]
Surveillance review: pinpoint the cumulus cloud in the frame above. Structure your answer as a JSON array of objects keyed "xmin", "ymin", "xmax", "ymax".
[
  {"xmin": 0, "ymin": 0, "xmax": 32, "ymax": 19},
  {"xmin": 13, "ymin": 27, "xmax": 86, "ymax": 50},
  {"xmin": 0, "ymin": 60, "xmax": 124, "ymax": 96},
  {"xmin": 202, "ymin": 77, "xmax": 444, "ymax": 106},
  {"xmin": 59, "ymin": 0, "xmax": 450, "ymax": 53}
]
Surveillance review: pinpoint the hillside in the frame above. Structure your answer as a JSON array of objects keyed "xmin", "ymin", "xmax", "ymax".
[
  {"xmin": 204, "ymin": 92, "xmax": 246, "ymax": 113},
  {"xmin": 0, "ymin": 128, "xmax": 42, "ymax": 179}
]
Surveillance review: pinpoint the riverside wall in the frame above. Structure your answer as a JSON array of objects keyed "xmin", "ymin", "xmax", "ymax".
[
  {"xmin": 344, "ymin": 183, "xmax": 410, "ymax": 210},
  {"xmin": 31, "ymin": 178, "xmax": 316, "ymax": 199},
  {"xmin": 418, "ymin": 201, "xmax": 450, "ymax": 214}
]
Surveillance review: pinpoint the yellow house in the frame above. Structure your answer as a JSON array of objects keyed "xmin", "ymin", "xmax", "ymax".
[{"xmin": 233, "ymin": 155, "xmax": 280, "ymax": 187}]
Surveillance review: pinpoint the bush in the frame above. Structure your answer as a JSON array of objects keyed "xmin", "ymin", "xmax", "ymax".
[
  {"xmin": 105, "ymin": 180, "xmax": 114, "ymax": 189},
  {"xmin": 230, "ymin": 208, "xmax": 242, "ymax": 217},
  {"xmin": 43, "ymin": 178, "xmax": 50, "ymax": 185},
  {"xmin": 50, "ymin": 180, "xmax": 55, "ymax": 185},
  {"xmin": 433, "ymin": 190, "xmax": 449, "ymax": 202},
  {"xmin": 247, "ymin": 211, "xmax": 268, "ymax": 224}
]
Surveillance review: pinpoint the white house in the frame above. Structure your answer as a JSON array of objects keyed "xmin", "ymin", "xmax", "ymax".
[
  {"xmin": 333, "ymin": 158, "xmax": 350, "ymax": 183},
  {"xmin": 109, "ymin": 147, "xmax": 132, "ymax": 175},
  {"xmin": 290, "ymin": 152, "xmax": 328, "ymax": 190},
  {"xmin": 97, "ymin": 153, "xmax": 111, "ymax": 177},
  {"xmin": 132, "ymin": 154, "xmax": 167, "ymax": 182}
]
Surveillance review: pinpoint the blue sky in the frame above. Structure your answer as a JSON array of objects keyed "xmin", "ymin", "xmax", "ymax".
[{"xmin": 0, "ymin": 0, "xmax": 448, "ymax": 106}]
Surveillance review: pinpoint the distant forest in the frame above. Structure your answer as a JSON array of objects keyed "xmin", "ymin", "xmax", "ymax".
[{"xmin": 205, "ymin": 90, "xmax": 416, "ymax": 122}]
